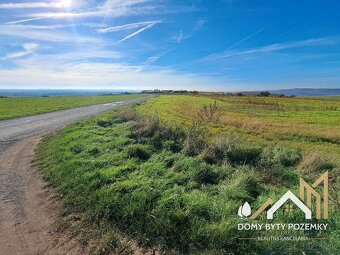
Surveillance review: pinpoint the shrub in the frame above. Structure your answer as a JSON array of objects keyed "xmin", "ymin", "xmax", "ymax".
[
  {"xmin": 222, "ymin": 136, "xmax": 262, "ymax": 165},
  {"xmin": 257, "ymin": 148, "xmax": 279, "ymax": 169},
  {"xmin": 192, "ymin": 164, "xmax": 220, "ymax": 185},
  {"xmin": 114, "ymin": 108, "xmax": 137, "ymax": 123},
  {"xmin": 196, "ymin": 101, "xmax": 223, "ymax": 123},
  {"xmin": 133, "ymin": 116, "xmax": 160, "ymax": 139},
  {"xmin": 163, "ymin": 140, "xmax": 182, "ymax": 153},
  {"xmin": 173, "ymin": 157, "xmax": 220, "ymax": 185},
  {"xmin": 273, "ymin": 146, "xmax": 302, "ymax": 167},
  {"xmin": 201, "ymin": 138, "xmax": 229, "ymax": 164},
  {"xmin": 201, "ymin": 136, "xmax": 262, "ymax": 166},
  {"xmin": 97, "ymin": 119, "xmax": 112, "ymax": 127},
  {"xmin": 298, "ymin": 152, "xmax": 335, "ymax": 173},
  {"xmin": 226, "ymin": 146, "xmax": 262, "ymax": 165},
  {"xmin": 126, "ymin": 144, "xmax": 152, "ymax": 160},
  {"xmin": 89, "ymin": 147, "xmax": 100, "ymax": 156},
  {"xmin": 222, "ymin": 167, "xmax": 263, "ymax": 201},
  {"xmin": 149, "ymin": 123, "xmax": 185, "ymax": 150},
  {"xmin": 182, "ymin": 127, "xmax": 205, "ymax": 156},
  {"xmin": 70, "ymin": 144, "xmax": 84, "ymax": 154}
]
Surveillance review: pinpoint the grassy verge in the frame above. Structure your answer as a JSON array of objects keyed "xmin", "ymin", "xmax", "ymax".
[
  {"xmin": 0, "ymin": 94, "xmax": 146, "ymax": 120},
  {"xmin": 36, "ymin": 104, "xmax": 339, "ymax": 254}
]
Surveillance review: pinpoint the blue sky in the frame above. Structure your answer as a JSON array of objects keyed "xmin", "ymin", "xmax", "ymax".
[{"xmin": 0, "ymin": 0, "xmax": 340, "ymax": 91}]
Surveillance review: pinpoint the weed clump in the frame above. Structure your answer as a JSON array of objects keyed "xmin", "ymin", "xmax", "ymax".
[
  {"xmin": 133, "ymin": 115, "xmax": 161, "ymax": 139},
  {"xmin": 114, "ymin": 108, "xmax": 137, "ymax": 123},
  {"xmin": 182, "ymin": 127, "xmax": 205, "ymax": 156},
  {"xmin": 272, "ymin": 146, "xmax": 302, "ymax": 167},
  {"xmin": 97, "ymin": 119, "xmax": 112, "ymax": 128},
  {"xmin": 126, "ymin": 144, "xmax": 152, "ymax": 160},
  {"xmin": 298, "ymin": 151, "xmax": 335, "ymax": 174},
  {"xmin": 88, "ymin": 147, "xmax": 100, "ymax": 156},
  {"xmin": 201, "ymin": 136, "xmax": 262, "ymax": 166},
  {"xmin": 70, "ymin": 144, "xmax": 84, "ymax": 154}
]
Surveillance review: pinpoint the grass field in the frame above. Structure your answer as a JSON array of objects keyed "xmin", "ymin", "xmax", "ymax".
[
  {"xmin": 138, "ymin": 95, "xmax": 340, "ymax": 165},
  {"xmin": 35, "ymin": 94, "xmax": 339, "ymax": 254},
  {"xmin": 0, "ymin": 94, "xmax": 146, "ymax": 120}
]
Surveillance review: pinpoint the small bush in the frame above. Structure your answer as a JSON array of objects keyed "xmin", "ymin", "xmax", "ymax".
[
  {"xmin": 222, "ymin": 167, "xmax": 263, "ymax": 201},
  {"xmin": 196, "ymin": 101, "xmax": 223, "ymax": 123},
  {"xmin": 97, "ymin": 119, "xmax": 112, "ymax": 127},
  {"xmin": 70, "ymin": 144, "xmax": 84, "ymax": 154},
  {"xmin": 163, "ymin": 140, "xmax": 182, "ymax": 153},
  {"xmin": 126, "ymin": 144, "xmax": 152, "ymax": 160},
  {"xmin": 273, "ymin": 147, "xmax": 302, "ymax": 167},
  {"xmin": 133, "ymin": 116, "xmax": 161, "ymax": 139},
  {"xmin": 257, "ymin": 148, "xmax": 279, "ymax": 169},
  {"xmin": 201, "ymin": 136, "xmax": 262, "ymax": 166},
  {"xmin": 201, "ymin": 138, "xmax": 229, "ymax": 164},
  {"xmin": 192, "ymin": 164, "xmax": 220, "ymax": 184},
  {"xmin": 89, "ymin": 147, "xmax": 100, "ymax": 156},
  {"xmin": 226, "ymin": 146, "xmax": 262, "ymax": 165},
  {"xmin": 182, "ymin": 127, "xmax": 205, "ymax": 156},
  {"xmin": 114, "ymin": 108, "xmax": 137, "ymax": 123},
  {"xmin": 299, "ymin": 152, "xmax": 335, "ymax": 173},
  {"xmin": 149, "ymin": 123, "xmax": 185, "ymax": 150}
]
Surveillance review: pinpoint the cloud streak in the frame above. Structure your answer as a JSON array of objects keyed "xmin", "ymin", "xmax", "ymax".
[
  {"xmin": 225, "ymin": 27, "xmax": 267, "ymax": 51},
  {"xmin": 118, "ymin": 21, "xmax": 161, "ymax": 43},
  {"xmin": 0, "ymin": 2, "xmax": 68, "ymax": 9},
  {"xmin": 3, "ymin": 43, "xmax": 39, "ymax": 60},
  {"xmin": 98, "ymin": 20, "xmax": 161, "ymax": 33},
  {"xmin": 208, "ymin": 38, "xmax": 337, "ymax": 60},
  {"xmin": 0, "ymin": 25, "xmax": 101, "ymax": 43}
]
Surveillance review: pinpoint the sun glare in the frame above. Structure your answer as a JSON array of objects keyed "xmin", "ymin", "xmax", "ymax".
[{"xmin": 60, "ymin": 0, "xmax": 73, "ymax": 8}]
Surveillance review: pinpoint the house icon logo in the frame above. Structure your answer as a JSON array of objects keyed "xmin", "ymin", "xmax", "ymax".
[{"xmin": 239, "ymin": 172, "xmax": 329, "ymax": 220}]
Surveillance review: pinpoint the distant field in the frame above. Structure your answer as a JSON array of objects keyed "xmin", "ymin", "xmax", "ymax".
[
  {"xmin": 0, "ymin": 94, "xmax": 146, "ymax": 120},
  {"xmin": 307, "ymin": 95, "xmax": 340, "ymax": 100},
  {"xmin": 36, "ymin": 94, "xmax": 339, "ymax": 254},
  {"xmin": 137, "ymin": 95, "xmax": 340, "ymax": 165}
]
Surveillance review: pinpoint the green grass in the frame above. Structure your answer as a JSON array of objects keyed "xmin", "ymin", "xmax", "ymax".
[
  {"xmin": 36, "ymin": 102, "xmax": 339, "ymax": 254},
  {"xmin": 0, "ymin": 94, "xmax": 146, "ymax": 120},
  {"xmin": 137, "ymin": 95, "xmax": 340, "ymax": 165}
]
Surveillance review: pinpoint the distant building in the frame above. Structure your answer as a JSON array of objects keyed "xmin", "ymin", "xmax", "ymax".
[
  {"xmin": 141, "ymin": 89, "xmax": 174, "ymax": 94},
  {"xmin": 141, "ymin": 89, "xmax": 199, "ymax": 94}
]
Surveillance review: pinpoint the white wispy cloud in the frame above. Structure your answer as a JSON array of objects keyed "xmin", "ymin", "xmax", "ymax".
[
  {"xmin": 118, "ymin": 21, "xmax": 160, "ymax": 43},
  {"xmin": 0, "ymin": 25, "xmax": 101, "ymax": 43},
  {"xmin": 176, "ymin": 30, "xmax": 184, "ymax": 43},
  {"xmin": 4, "ymin": 24, "xmax": 74, "ymax": 30},
  {"xmin": 208, "ymin": 38, "xmax": 337, "ymax": 60},
  {"xmin": 3, "ymin": 42, "xmax": 39, "ymax": 60},
  {"xmin": 0, "ymin": 2, "xmax": 67, "ymax": 9},
  {"xmin": 174, "ymin": 19, "xmax": 206, "ymax": 43},
  {"xmin": 19, "ymin": 2, "xmax": 160, "ymax": 20},
  {"xmin": 6, "ymin": 17, "xmax": 46, "ymax": 25},
  {"xmin": 103, "ymin": 0, "xmax": 153, "ymax": 9},
  {"xmin": 9, "ymin": 0, "xmax": 196, "ymax": 23},
  {"xmin": 0, "ymin": 61, "xmax": 230, "ymax": 90},
  {"xmin": 145, "ymin": 49, "xmax": 172, "ymax": 65},
  {"xmin": 97, "ymin": 20, "xmax": 161, "ymax": 33}
]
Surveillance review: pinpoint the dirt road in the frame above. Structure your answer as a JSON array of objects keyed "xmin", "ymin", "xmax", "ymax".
[{"xmin": 0, "ymin": 97, "xmax": 149, "ymax": 255}]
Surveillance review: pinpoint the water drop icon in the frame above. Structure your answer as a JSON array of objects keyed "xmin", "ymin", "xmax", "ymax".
[{"xmin": 238, "ymin": 202, "xmax": 252, "ymax": 218}]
